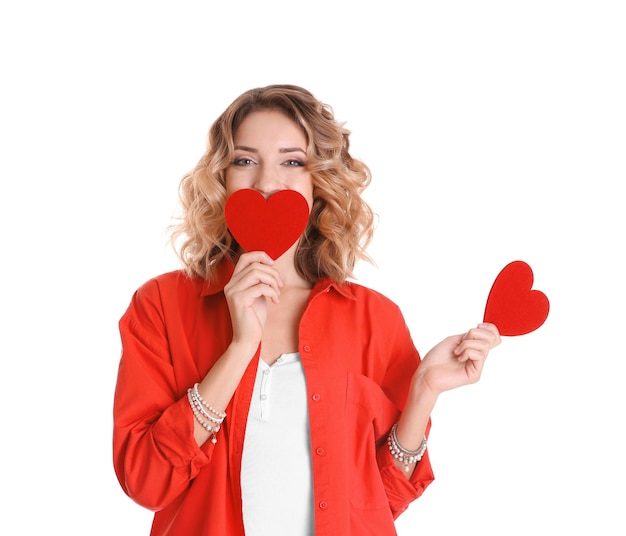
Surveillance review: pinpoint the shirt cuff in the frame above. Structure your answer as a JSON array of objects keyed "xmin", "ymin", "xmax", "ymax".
[
  {"xmin": 376, "ymin": 441, "xmax": 435, "ymax": 518},
  {"xmin": 152, "ymin": 394, "xmax": 213, "ymax": 478}
]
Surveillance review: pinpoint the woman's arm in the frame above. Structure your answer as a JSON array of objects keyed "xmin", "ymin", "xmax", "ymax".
[
  {"xmin": 394, "ymin": 323, "xmax": 501, "ymax": 476},
  {"xmin": 113, "ymin": 252, "xmax": 283, "ymax": 508}
]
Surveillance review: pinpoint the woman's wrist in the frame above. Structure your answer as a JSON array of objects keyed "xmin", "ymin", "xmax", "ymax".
[
  {"xmin": 226, "ymin": 339, "xmax": 260, "ymax": 363},
  {"xmin": 409, "ymin": 371, "xmax": 440, "ymax": 408},
  {"xmin": 395, "ymin": 386, "xmax": 437, "ymax": 451}
]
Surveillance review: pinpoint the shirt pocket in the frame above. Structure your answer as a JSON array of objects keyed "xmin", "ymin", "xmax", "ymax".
[{"xmin": 345, "ymin": 371, "xmax": 398, "ymax": 511}]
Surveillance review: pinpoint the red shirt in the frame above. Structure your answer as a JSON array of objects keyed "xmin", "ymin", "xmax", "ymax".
[{"xmin": 113, "ymin": 266, "xmax": 435, "ymax": 535}]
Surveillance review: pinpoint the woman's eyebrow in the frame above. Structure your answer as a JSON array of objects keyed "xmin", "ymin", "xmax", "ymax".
[
  {"xmin": 233, "ymin": 145, "xmax": 306, "ymax": 155},
  {"xmin": 234, "ymin": 145, "xmax": 257, "ymax": 153}
]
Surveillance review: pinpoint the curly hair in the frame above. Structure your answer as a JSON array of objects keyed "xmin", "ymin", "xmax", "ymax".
[{"xmin": 169, "ymin": 84, "xmax": 375, "ymax": 284}]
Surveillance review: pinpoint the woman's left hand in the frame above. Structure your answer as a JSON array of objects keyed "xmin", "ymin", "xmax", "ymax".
[{"xmin": 413, "ymin": 322, "xmax": 501, "ymax": 397}]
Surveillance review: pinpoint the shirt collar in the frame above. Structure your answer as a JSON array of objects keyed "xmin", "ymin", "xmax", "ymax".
[
  {"xmin": 200, "ymin": 259, "xmax": 356, "ymax": 301},
  {"xmin": 311, "ymin": 277, "xmax": 357, "ymax": 300}
]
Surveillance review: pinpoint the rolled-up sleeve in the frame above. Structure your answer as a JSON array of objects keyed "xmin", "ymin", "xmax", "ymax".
[
  {"xmin": 376, "ymin": 305, "xmax": 435, "ymax": 517},
  {"xmin": 113, "ymin": 279, "xmax": 213, "ymax": 511}
]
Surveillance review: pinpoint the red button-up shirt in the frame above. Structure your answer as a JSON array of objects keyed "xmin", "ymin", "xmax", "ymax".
[{"xmin": 113, "ymin": 266, "xmax": 435, "ymax": 535}]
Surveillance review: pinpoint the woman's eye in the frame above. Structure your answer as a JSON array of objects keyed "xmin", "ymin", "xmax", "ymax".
[
  {"xmin": 284, "ymin": 159, "xmax": 305, "ymax": 167},
  {"xmin": 233, "ymin": 158, "xmax": 254, "ymax": 166}
]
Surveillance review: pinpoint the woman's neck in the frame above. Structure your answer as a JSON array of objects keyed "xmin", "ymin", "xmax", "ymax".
[{"xmin": 272, "ymin": 249, "xmax": 313, "ymax": 290}]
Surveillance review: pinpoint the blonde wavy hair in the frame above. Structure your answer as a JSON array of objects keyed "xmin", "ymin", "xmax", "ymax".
[{"xmin": 169, "ymin": 84, "xmax": 375, "ymax": 284}]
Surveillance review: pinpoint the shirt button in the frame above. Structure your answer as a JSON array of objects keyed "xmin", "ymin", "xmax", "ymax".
[
  {"xmin": 315, "ymin": 447, "xmax": 326, "ymax": 456},
  {"xmin": 319, "ymin": 501, "xmax": 328, "ymax": 510},
  {"xmin": 311, "ymin": 393, "xmax": 321, "ymax": 401},
  {"xmin": 260, "ymin": 394, "xmax": 267, "ymax": 400},
  {"xmin": 263, "ymin": 369, "xmax": 269, "ymax": 375},
  {"xmin": 303, "ymin": 345, "xmax": 311, "ymax": 352}
]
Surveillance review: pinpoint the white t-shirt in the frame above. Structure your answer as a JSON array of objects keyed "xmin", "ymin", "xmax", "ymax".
[{"xmin": 241, "ymin": 352, "xmax": 314, "ymax": 535}]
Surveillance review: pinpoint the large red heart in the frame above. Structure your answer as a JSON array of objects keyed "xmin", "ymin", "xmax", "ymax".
[
  {"xmin": 224, "ymin": 189, "xmax": 310, "ymax": 260},
  {"xmin": 483, "ymin": 260, "xmax": 549, "ymax": 336}
]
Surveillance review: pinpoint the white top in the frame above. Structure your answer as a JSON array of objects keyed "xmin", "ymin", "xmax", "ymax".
[{"xmin": 240, "ymin": 352, "xmax": 314, "ymax": 535}]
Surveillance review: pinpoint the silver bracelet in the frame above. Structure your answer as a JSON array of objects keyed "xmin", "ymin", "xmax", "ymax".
[
  {"xmin": 387, "ymin": 423, "xmax": 427, "ymax": 472},
  {"xmin": 193, "ymin": 383, "xmax": 227, "ymax": 419},
  {"xmin": 187, "ymin": 388, "xmax": 224, "ymax": 444},
  {"xmin": 191, "ymin": 387, "xmax": 225, "ymax": 425}
]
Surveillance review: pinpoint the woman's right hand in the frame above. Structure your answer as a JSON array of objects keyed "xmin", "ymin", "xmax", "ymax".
[{"xmin": 224, "ymin": 251, "xmax": 283, "ymax": 349}]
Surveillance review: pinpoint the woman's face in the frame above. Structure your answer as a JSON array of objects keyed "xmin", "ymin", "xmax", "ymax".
[{"xmin": 225, "ymin": 109, "xmax": 314, "ymax": 208}]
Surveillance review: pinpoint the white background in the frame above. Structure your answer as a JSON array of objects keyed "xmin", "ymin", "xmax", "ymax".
[{"xmin": 1, "ymin": 1, "xmax": 624, "ymax": 534}]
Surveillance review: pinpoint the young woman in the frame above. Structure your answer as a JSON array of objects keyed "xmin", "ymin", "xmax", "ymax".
[{"xmin": 113, "ymin": 84, "xmax": 500, "ymax": 536}]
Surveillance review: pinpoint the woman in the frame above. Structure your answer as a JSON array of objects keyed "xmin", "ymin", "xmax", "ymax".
[{"xmin": 113, "ymin": 84, "xmax": 500, "ymax": 535}]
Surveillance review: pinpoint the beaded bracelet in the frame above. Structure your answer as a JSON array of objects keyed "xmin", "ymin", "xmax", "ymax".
[
  {"xmin": 187, "ymin": 387, "xmax": 225, "ymax": 445},
  {"xmin": 192, "ymin": 392, "xmax": 224, "ymax": 425},
  {"xmin": 193, "ymin": 383, "xmax": 227, "ymax": 419},
  {"xmin": 387, "ymin": 423, "xmax": 427, "ymax": 472}
]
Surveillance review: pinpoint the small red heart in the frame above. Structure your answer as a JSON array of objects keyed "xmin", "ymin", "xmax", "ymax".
[
  {"xmin": 224, "ymin": 189, "xmax": 310, "ymax": 260},
  {"xmin": 483, "ymin": 260, "xmax": 549, "ymax": 336}
]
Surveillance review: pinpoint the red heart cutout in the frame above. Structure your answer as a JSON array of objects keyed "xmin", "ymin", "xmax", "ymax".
[
  {"xmin": 224, "ymin": 189, "xmax": 310, "ymax": 260},
  {"xmin": 483, "ymin": 260, "xmax": 549, "ymax": 336}
]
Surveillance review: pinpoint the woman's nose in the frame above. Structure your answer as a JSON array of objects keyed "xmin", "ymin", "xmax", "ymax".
[{"xmin": 252, "ymin": 166, "xmax": 282, "ymax": 198}]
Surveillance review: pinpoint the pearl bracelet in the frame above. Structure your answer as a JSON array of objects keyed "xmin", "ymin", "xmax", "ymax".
[
  {"xmin": 193, "ymin": 383, "xmax": 227, "ymax": 419},
  {"xmin": 187, "ymin": 387, "xmax": 225, "ymax": 445},
  {"xmin": 387, "ymin": 423, "xmax": 427, "ymax": 472},
  {"xmin": 191, "ymin": 386, "xmax": 225, "ymax": 425}
]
